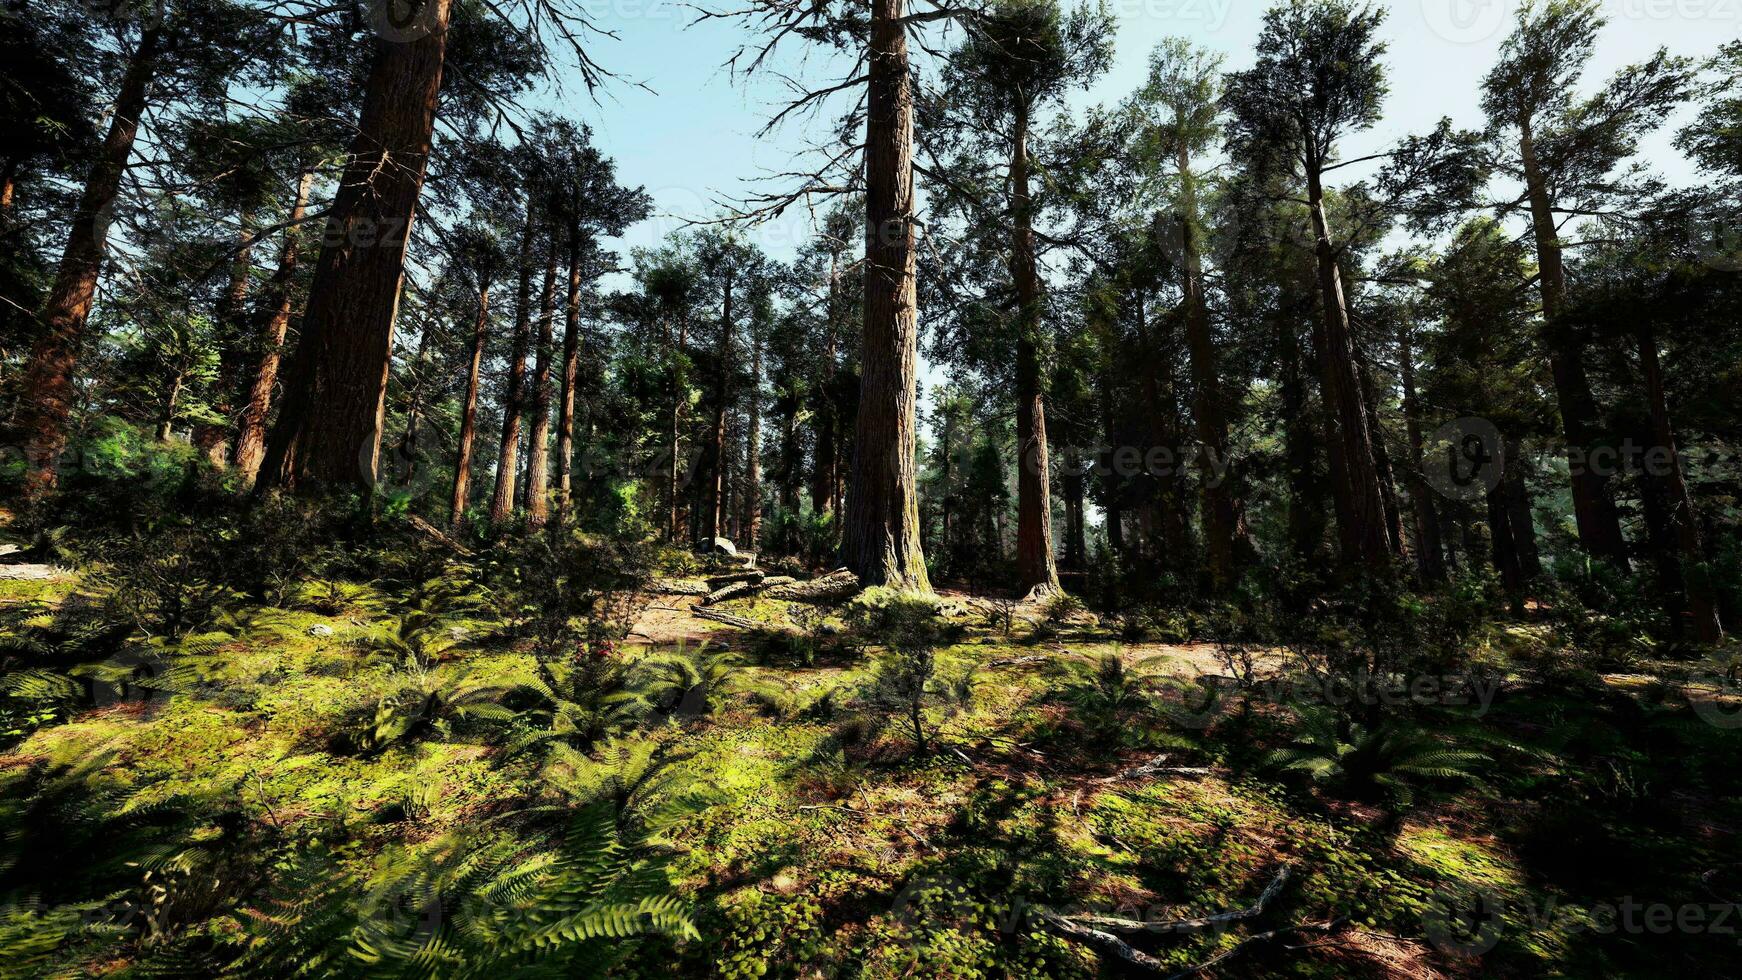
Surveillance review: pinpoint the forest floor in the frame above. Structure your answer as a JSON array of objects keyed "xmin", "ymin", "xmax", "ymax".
[{"xmin": 3, "ymin": 539, "xmax": 1740, "ymax": 978}]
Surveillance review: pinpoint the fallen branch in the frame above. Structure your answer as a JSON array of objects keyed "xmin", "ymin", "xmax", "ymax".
[
  {"xmin": 1067, "ymin": 863, "xmax": 1294, "ymax": 937},
  {"xmin": 1096, "ymin": 754, "xmax": 1213, "ymax": 784},
  {"xmin": 405, "ymin": 515, "xmax": 474, "ymax": 557},
  {"xmin": 986, "ymin": 654, "xmax": 1048, "ymax": 668},
  {"xmin": 1164, "ymin": 918, "xmax": 1345, "ymax": 980},
  {"xmin": 1034, "ymin": 908, "xmax": 1169, "ymax": 973},
  {"xmin": 705, "ymin": 569, "xmax": 766, "ymax": 590}
]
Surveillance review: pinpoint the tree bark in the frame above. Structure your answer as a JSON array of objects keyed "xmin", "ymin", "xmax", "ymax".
[
  {"xmin": 1397, "ymin": 318, "xmax": 1445, "ymax": 581},
  {"xmin": 234, "ymin": 169, "xmax": 314, "ymax": 484},
  {"xmin": 705, "ymin": 270, "xmax": 735, "ymax": 543},
  {"xmin": 194, "ymin": 215, "xmax": 256, "ymax": 464},
  {"xmin": 745, "ymin": 332, "xmax": 763, "ymax": 550},
  {"xmin": 556, "ymin": 229, "xmax": 583, "ymax": 506},
  {"xmin": 524, "ymin": 238, "xmax": 559, "ymax": 524},
  {"xmin": 17, "ymin": 26, "xmax": 163, "ymax": 501},
  {"xmin": 1638, "ymin": 327, "xmax": 1722, "ymax": 641},
  {"xmin": 1518, "ymin": 116, "xmax": 1630, "ymax": 570},
  {"xmin": 256, "ymin": 1, "xmax": 453, "ymax": 491},
  {"xmin": 448, "ymin": 275, "xmax": 490, "ymax": 526},
  {"xmin": 811, "ymin": 255, "xmax": 841, "ymax": 519},
  {"xmin": 1304, "ymin": 159, "xmax": 1393, "ymax": 569},
  {"xmin": 1010, "ymin": 101, "xmax": 1060, "ymax": 596},
  {"xmin": 490, "ymin": 204, "xmax": 537, "ymax": 524},
  {"xmin": 841, "ymin": 0, "xmax": 930, "ymax": 592},
  {"xmin": 1174, "ymin": 145, "xmax": 1239, "ymax": 592}
]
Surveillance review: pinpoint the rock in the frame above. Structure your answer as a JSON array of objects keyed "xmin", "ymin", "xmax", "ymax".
[{"xmin": 307, "ymin": 624, "xmax": 335, "ymax": 638}]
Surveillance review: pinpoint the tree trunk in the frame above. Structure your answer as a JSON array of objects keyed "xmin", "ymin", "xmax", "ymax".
[
  {"xmin": 234, "ymin": 169, "xmax": 315, "ymax": 484},
  {"xmin": 524, "ymin": 238, "xmax": 559, "ymax": 524},
  {"xmin": 1279, "ymin": 308, "xmax": 1324, "ymax": 562},
  {"xmin": 490, "ymin": 205, "xmax": 537, "ymax": 524},
  {"xmin": 745, "ymin": 333, "xmax": 763, "ymax": 549},
  {"xmin": 1304, "ymin": 160, "xmax": 1392, "ymax": 569},
  {"xmin": 1504, "ymin": 435, "xmax": 1541, "ymax": 579},
  {"xmin": 1397, "ymin": 318, "xmax": 1445, "ymax": 581},
  {"xmin": 394, "ymin": 310, "xmax": 437, "ymax": 486},
  {"xmin": 448, "ymin": 276, "xmax": 491, "ymax": 526},
  {"xmin": 842, "ymin": 0, "xmax": 930, "ymax": 592},
  {"xmin": 17, "ymin": 26, "xmax": 163, "ymax": 501},
  {"xmin": 256, "ymin": 0, "xmax": 453, "ymax": 491},
  {"xmin": 155, "ymin": 368, "xmax": 184, "ymax": 442},
  {"xmin": 1518, "ymin": 116, "xmax": 1630, "ymax": 570},
  {"xmin": 706, "ymin": 271, "xmax": 735, "ymax": 543},
  {"xmin": 1356, "ymin": 345, "xmax": 1407, "ymax": 559},
  {"xmin": 194, "ymin": 215, "xmax": 256, "ymax": 465},
  {"xmin": 1638, "ymin": 327, "xmax": 1722, "ymax": 641},
  {"xmin": 812, "ymin": 257, "xmax": 841, "ymax": 519},
  {"xmin": 1136, "ymin": 288, "xmax": 1189, "ymax": 570},
  {"xmin": 668, "ymin": 310, "xmax": 689, "ymax": 541},
  {"xmin": 1174, "ymin": 145, "xmax": 1239, "ymax": 592},
  {"xmin": 557, "ymin": 229, "xmax": 583, "ymax": 506},
  {"xmin": 1010, "ymin": 101, "xmax": 1060, "ymax": 596}
]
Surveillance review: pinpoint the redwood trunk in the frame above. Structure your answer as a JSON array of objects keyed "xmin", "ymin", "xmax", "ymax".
[
  {"xmin": 17, "ymin": 26, "xmax": 163, "ymax": 500},
  {"xmin": 745, "ymin": 334, "xmax": 763, "ymax": 549},
  {"xmin": 1174, "ymin": 146, "xmax": 1239, "ymax": 592},
  {"xmin": 841, "ymin": 0, "xmax": 930, "ymax": 591},
  {"xmin": 234, "ymin": 169, "xmax": 314, "ymax": 484},
  {"xmin": 556, "ymin": 230, "xmax": 583, "ymax": 505},
  {"xmin": 1638, "ymin": 327, "xmax": 1722, "ymax": 641},
  {"xmin": 1305, "ymin": 160, "xmax": 1393, "ymax": 569},
  {"xmin": 195, "ymin": 217, "xmax": 256, "ymax": 464},
  {"xmin": 524, "ymin": 239, "xmax": 559, "ymax": 524},
  {"xmin": 490, "ymin": 207, "xmax": 537, "ymax": 524},
  {"xmin": 448, "ymin": 277, "xmax": 491, "ymax": 526},
  {"xmin": 1010, "ymin": 102, "xmax": 1059, "ymax": 596},
  {"xmin": 1519, "ymin": 117, "xmax": 1630, "ymax": 569},
  {"xmin": 1397, "ymin": 318, "xmax": 1445, "ymax": 581},
  {"xmin": 257, "ymin": 2, "xmax": 453, "ymax": 491},
  {"xmin": 706, "ymin": 271, "xmax": 735, "ymax": 543}
]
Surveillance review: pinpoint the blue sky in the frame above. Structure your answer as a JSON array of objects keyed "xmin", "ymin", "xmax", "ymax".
[
  {"xmin": 551, "ymin": 0, "xmax": 1730, "ymax": 260},
  {"xmin": 527, "ymin": 0, "xmax": 1733, "ymax": 408}
]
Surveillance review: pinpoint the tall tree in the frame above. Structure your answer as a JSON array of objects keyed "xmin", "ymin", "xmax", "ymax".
[
  {"xmin": 1132, "ymin": 37, "xmax": 1242, "ymax": 591},
  {"xmin": 934, "ymin": 0, "xmax": 1110, "ymax": 596},
  {"xmin": 257, "ymin": 0, "xmax": 457, "ymax": 491},
  {"xmin": 1479, "ymin": 0, "xmax": 1693, "ymax": 569},
  {"xmin": 1224, "ymin": 0, "xmax": 1398, "ymax": 570}
]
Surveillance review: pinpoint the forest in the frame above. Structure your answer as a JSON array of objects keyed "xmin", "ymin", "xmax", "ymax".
[{"xmin": 0, "ymin": 0, "xmax": 1739, "ymax": 975}]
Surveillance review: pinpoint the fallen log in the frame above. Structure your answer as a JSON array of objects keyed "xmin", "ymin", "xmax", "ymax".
[
  {"xmin": 691, "ymin": 607, "xmax": 785, "ymax": 632},
  {"xmin": 764, "ymin": 568, "xmax": 860, "ymax": 603},
  {"xmin": 705, "ymin": 569, "xmax": 766, "ymax": 590},
  {"xmin": 702, "ymin": 575, "xmax": 799, "ymax": 606},
  {"xmin": 652, "ymin": 579, "xmax": 710, "ymax": 596}
]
